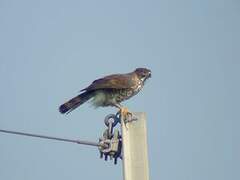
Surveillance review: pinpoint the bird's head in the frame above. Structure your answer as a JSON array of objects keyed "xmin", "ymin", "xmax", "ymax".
[{"xmin": 134, "ymin": 68, "xmax": 152, "ymax": 82}]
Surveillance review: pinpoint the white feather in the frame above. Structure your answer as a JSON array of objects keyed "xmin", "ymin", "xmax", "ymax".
[{"xmin": 90, "ymin": 90, "xmax": 107, "ymax": 108}]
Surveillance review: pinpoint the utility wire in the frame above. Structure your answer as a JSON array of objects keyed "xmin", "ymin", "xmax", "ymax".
[{"xmin": 0, "ymin": 129, "xmax": 103, "ymax": 148}]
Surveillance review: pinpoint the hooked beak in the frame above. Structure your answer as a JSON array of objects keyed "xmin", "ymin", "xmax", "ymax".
[{"xmin": 148, "ymin": 71, "xmax": 152, "ymax": 78}]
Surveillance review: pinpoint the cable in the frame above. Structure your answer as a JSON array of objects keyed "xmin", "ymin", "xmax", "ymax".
[{"xmin": 0, "ymin": 129, "xmax": 102, "ymax": 147}]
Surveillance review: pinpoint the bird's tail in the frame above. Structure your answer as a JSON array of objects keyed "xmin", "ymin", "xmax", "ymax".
[{"xmin": 59, "ymin": 91, "xmax": 93, "ymax": 114}]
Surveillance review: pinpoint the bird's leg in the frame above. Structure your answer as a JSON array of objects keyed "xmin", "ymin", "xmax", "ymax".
[
  {"xmin": 120, "ymin": 107, "xmax": 133, "ymax": 121},
  {"xmin": 113, "ymin": 104, "xmax": 136, "ymax": 126}
]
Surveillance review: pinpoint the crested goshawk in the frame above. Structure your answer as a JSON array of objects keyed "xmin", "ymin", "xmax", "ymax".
[{"xmin": 59, "ymin": 68, "xmax": 151, "ymax": 118}]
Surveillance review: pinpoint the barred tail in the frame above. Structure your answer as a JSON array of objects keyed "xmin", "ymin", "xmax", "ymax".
[{"xmin": 59, "ymin": 91, "xmax": 93, "ymax": 114}]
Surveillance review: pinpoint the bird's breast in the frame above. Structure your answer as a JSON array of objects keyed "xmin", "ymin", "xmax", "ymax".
[{"xmin": 115, "ymin": 84, "xmax": 143, "ymax": 103}]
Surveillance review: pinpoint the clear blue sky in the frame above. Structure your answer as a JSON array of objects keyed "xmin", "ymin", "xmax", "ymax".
[{"xmin": 0, "ymin": 0, "xmax": 239, "ymax": 180}]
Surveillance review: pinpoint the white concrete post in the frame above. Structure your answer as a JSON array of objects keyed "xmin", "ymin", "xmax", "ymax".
[{"xmin": 121, "ymin": 112, "xmax": 149, "ymax": 180}]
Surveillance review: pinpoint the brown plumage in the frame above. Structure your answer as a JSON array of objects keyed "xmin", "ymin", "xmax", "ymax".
[
  {"xmin": 59, "ymin": 91, "xmax": 93, "ymax": 114},
  {"xmin": 59, "ymin": 68, "xmax": 151, "ymax": 114}
]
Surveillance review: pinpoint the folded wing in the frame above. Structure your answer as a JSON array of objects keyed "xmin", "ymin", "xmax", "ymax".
[{"xmin": 81, "ymin": 74, "xmax": 135, "ymax": 91}]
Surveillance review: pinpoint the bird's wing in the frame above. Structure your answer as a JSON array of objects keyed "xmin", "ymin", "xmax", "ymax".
[{"xmin": 81, "ymin": 74, "xmax": 135, "ymax": 91}]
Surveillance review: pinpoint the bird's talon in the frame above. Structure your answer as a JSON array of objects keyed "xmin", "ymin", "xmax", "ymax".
[
  {"xmin": 120, "ymin": 107, "xmax": 132, "ymax": 121},
  {"xmin": 118, "ymin": 107, "xmax": 138, "ymax": 128}
]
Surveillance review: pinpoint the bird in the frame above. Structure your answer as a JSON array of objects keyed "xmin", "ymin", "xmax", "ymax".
[{"xmin": 59, "ymin": 68, "xmax": 151, "ymax": 119}]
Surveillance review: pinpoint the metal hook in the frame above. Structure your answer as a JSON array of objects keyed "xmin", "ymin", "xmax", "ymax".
[{"xmin": 99, "ymin": 113, "xmax": 122, "ymax": 165}]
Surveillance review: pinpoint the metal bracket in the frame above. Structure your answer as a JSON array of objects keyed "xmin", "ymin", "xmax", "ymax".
[{"xmin": 98, "ymin": 113, "xmax": 122, "ymax": 164}]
